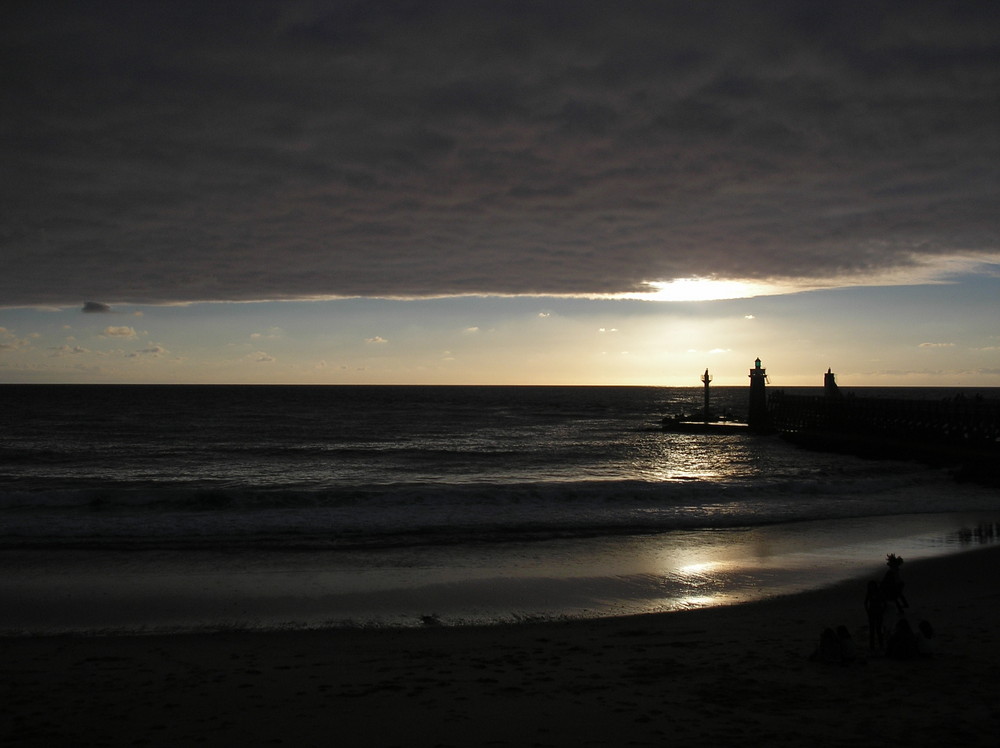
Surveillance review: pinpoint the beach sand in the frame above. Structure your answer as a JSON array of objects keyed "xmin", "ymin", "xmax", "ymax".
[{"xmin": 3, "ymin": 545, "xmax": 998, "ymax": 747}]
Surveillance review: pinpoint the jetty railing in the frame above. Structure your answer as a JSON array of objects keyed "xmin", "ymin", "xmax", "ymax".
[{"xmin": 766, "ymin": 391, "xmax": 1000, "ymax": 447}]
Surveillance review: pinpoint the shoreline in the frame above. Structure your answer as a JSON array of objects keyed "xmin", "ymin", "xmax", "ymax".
[
  {"xmin": 4, "ymin": 511, "xmax": 998, "ymax": 636},
  {"xmin": 4, "ymin": 544, "xmax": 1000, "ymax": 746}
]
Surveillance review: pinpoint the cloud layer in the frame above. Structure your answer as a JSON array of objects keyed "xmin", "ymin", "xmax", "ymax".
[{"xmin": 3, "ymin": 0, "xmax": 999, "ymax": 306}]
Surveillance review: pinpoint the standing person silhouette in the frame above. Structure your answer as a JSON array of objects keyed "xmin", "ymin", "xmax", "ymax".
[
  {"xmin": 880, "ymin": 553, "xmax": 909, "ymax": 613},
  {"xmin": 864, "ymin": 580, "xmax": 887, "ymax": 651}
]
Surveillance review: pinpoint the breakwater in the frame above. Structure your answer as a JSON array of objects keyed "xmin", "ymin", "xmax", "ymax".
[{"xmin": 766, "ymin": 389, "xmax": 1000, "ymax": 483}]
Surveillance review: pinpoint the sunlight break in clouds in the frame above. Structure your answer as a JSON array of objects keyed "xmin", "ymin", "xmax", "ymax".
[
  {"xmin": 630, "ymin": 279, "xmax": 786, "ymax": 302},
  {"xmin": 622, "ymin": 254, "xmax": 1000, "ymax": 303}
]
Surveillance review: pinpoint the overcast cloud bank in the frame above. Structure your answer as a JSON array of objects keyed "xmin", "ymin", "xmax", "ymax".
[{"xmin": 3, "ymin": 1, "xmax": 998, "ymax": 307}]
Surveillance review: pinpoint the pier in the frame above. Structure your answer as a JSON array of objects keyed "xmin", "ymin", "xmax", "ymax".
[
  {"xmin": 766, "ymin": 367, "xmax": 999, "ymax": 483},
  {"xmin": 767, "ymin": 389, "xmax": 1000, "ymax": 447},
  {"xmin": 661, "ymin": 366, "xmax": 750, "ymax": 433},
  {"xmin": 664, "ymin": 360, "xmax": 1000, "ymax": 483}
]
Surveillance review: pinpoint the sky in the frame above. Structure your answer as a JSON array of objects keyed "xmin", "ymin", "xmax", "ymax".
[{"xmin": 2, "ymin": 0, "xmax": 999, "ymax": 386}]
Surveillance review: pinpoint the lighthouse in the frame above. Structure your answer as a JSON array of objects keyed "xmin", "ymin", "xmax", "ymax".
[
  {"xmin": 824, "ymin": 367, "xmax": 841, "ymax": 397},
  {"xmin": 748, "ymin": 357, "xmax": 771, "ymax": 432}
]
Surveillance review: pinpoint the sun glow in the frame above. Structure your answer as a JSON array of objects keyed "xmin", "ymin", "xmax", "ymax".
[
  {"xmin": 623, "ymin": 255, "xmax": 1000, "ymax": 303},
  {"xmin": 628, "ymin": 278, "xmax": 789, "ymax": 302}
]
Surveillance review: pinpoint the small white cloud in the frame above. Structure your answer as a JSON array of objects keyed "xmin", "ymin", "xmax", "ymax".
[
  {"xmin": 918, "ymin": 342, "xmax": 955, "ymax": 348},
  {"xmin": 598, "ymin": 327, "xmax": 619, "ymax": 333},
  {"xmin": 463, "ymin": 327, "xmax": 480, "ymax": 334},
  {"xmin": 250, "ymin": 327, "xmax": 283, "ymax": 340},
  {"xmin": 709, "ymin": 348, "xmax": 731, "ymax": 354},
  {"xmin": 537, "ymin": 312, "xmax": 551, "ymax": 318},
  {"xmin": 48, "ymin": 344, "xmax": 88, "ymax": 357},
  {"xmin": 365, "ymin": 336, "xmax": 388, "ymax": 344},
  {"xmin": 130, "ymin": 345, "xmax": 167, "ymax": 358},
  {"xmin": 0, "ymin": 328, "xmax": 30, "ymax": 350},
  {"xmin": 254, "ymin": 351, "xmax": 275, "ymax": 362},
  {"xmin": 744, "ymin": 315, "xmax": 755, "ymax": 320},
  {"xmin": 102, "ymin": 326, "xmax": 137, "ymax": 338}
]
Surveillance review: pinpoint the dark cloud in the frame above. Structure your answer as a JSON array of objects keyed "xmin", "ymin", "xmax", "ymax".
[
  {"xmin": 3, "ymin": 0, "xmax": 998, "ymax": 306},
  {"xmin": 82, "ymin": 302, "xmax": 113, "ymax": 313}
]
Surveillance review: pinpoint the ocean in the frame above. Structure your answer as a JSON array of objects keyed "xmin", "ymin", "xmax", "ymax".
[{"xmin": 2, "ymin": 384, "xmax": 999, "ymax": 634}]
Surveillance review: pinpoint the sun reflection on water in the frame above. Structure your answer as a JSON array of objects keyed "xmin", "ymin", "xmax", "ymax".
[
  {"xmin": 646, "ymin": 546, "xmax": 766, "ymax": 611},
  {"xmin": 634, "ymin": 433, "xmax": 776, "ymax": 484},
  {"xmin": 676, "ymin": 561, "xmax": 721, "ymax": 577},
  {"xmin": 672, "ymin": 595, "xmax": 721, "ymax": 610}
]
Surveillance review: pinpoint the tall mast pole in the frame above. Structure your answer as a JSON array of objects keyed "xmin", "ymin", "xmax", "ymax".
[{"xmin": 701, "ymin": 368, "xmax": 712, "ymax": 422}]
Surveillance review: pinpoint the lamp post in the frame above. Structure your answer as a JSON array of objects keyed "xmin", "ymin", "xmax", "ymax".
[{"xmin": 701, "ymin": 368, "xmax": 712, "ymax": 422}]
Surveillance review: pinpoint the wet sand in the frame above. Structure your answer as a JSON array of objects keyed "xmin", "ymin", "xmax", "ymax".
[{"xmin": 3, "ymin": 545, "xmax": 999, "ymax": 747}]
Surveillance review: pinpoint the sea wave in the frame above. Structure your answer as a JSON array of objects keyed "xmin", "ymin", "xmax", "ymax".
[{"xmin": 2, "ymin": 469, "xmax": 995, "ymax": 552}]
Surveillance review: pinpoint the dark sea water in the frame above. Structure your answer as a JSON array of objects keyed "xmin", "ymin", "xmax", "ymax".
[{"xmin": 2, "ymin": 384, "xmax": 999, "ymax": 633}]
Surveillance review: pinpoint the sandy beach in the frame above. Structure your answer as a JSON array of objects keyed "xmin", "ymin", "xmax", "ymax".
[{"xmin": 3, "ymin": 544, "xmax": 998, "ymax": 747}]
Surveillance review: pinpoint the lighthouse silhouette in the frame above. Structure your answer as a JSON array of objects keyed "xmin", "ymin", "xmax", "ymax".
[{"xmin": 748, "ymin": 357, "xmax": 771, "ymax": 433}]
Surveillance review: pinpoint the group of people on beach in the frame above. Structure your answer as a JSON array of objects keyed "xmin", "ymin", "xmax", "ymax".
[
  {"xmin": 812, "ymin": 553, "xmax": 935, "ymax": 664},
  {"xmin": 865, "ymin": 553, "xmax": 936, "ymax": 659}
]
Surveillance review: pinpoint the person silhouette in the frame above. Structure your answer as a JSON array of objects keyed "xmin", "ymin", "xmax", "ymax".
[
  {"xmin": 810, "ymin": 627, "xmax": 842, "ymax": 663},
  {"xmin": 836, "ymin": 626, "xmax": 856, "ymax": 664},
  {"xmin": 916, "ymin": 620, "xmax": 936, "ymax": 655},
  {"xmin": 886, "ymin": 618, "xmax": 918, "ymax": 660},
  {"xmin": 864, "ymin": 580, "xmax": 886, "ymax": 651},
  {"xmin": 880, "ymin": 553, "xmax": 909, "ymax": 612}
]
